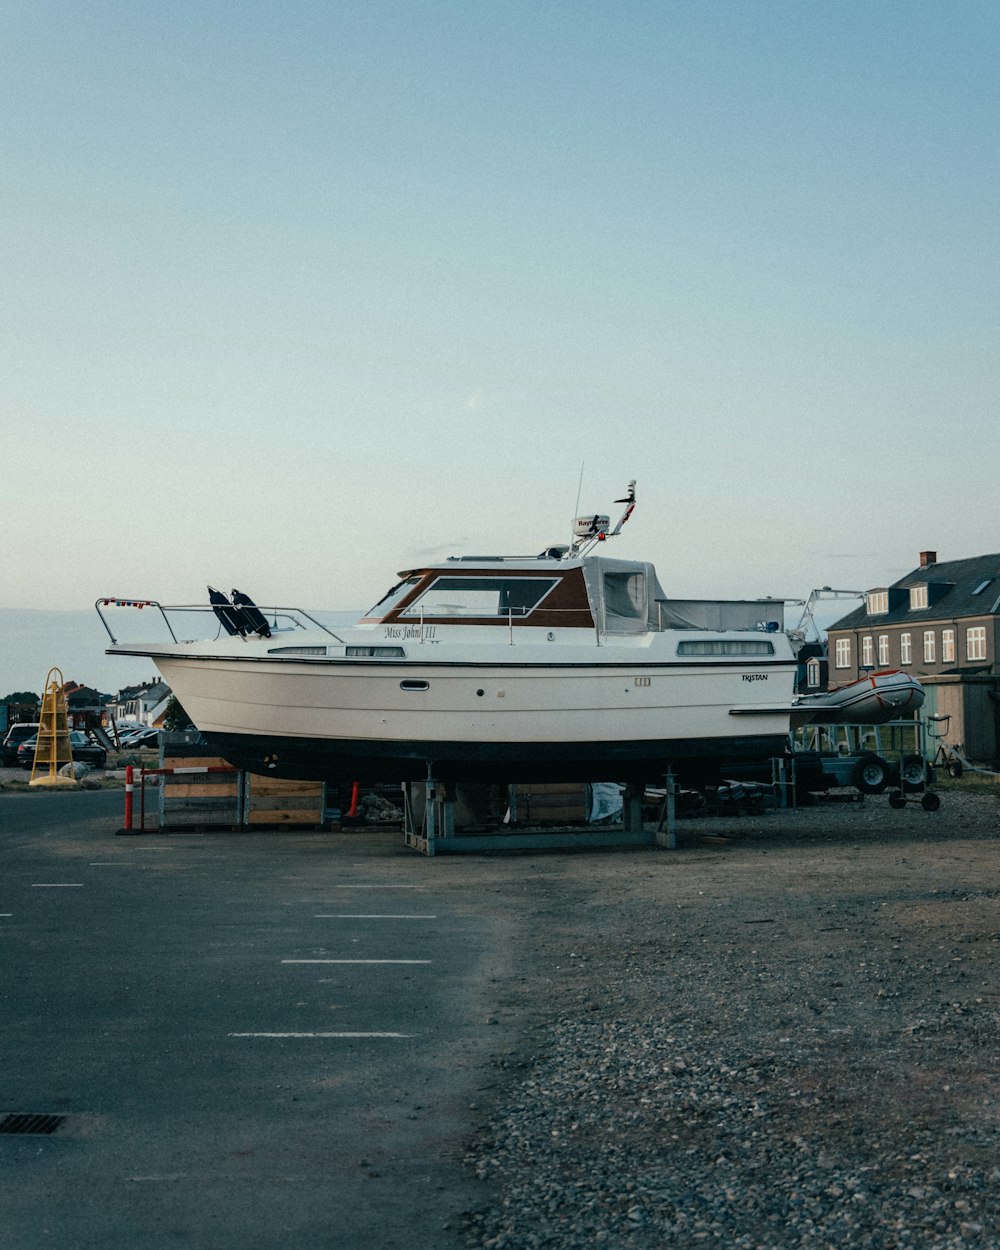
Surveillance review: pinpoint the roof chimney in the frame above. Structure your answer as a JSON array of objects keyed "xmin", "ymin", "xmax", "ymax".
[{"xmin": 919, "ymin": 550, "xmax": 937, "ymax": 568}]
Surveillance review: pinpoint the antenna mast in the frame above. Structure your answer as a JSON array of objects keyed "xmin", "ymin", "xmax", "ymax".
[{"xmin": 569, "ymin": 480, "xmax": 637, "ymax": 557}]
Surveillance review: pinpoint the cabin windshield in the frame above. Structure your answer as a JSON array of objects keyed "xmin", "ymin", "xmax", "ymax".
[
  {"xmin": 362, "ymin": 578, "xmax": 420, "ymax": 621},
  {"xmin": 400, "ymin": 576, "xmax": 558, "ymax": 619}
]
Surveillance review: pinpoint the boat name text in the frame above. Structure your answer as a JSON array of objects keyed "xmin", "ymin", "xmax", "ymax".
[
  {"xmin": 385, "ymin": 625, "xmax": 436, "ymax": 639},
  {"xmin": 742, "ymin": 673, "xmax": 768, "ymax": 683}
]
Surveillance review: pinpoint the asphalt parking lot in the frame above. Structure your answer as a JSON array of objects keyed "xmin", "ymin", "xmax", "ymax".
[{"xmin": 0, "ymin": 791, "xmax": 513, "ymax": 1250}]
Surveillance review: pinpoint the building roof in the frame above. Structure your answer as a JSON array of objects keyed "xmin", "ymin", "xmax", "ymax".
[{"xmin": 830, "ymin": 552, "xmax": 1000, "ymax": 630}]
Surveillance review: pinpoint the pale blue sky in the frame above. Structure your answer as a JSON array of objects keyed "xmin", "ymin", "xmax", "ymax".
[{"xmin": 3, "ymin": 0, "xmax": 998, "ymax": 650}]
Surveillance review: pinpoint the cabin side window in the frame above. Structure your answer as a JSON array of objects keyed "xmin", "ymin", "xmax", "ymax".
[{"xmin": 676, "ymin": 640, "xmax": 775, "ymax": 656}]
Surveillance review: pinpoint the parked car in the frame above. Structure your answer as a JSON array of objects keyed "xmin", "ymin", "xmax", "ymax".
[
  {"xmin": 2, "ymin": 722, "xmax": 40, "ymax": 766},
  {"xmin": 120, "ymin": 727, "xmax": 161, "ymax": 749},
  {"xmin": 18, "ymin": 731, "xmax": 108, "ymax": 771}
]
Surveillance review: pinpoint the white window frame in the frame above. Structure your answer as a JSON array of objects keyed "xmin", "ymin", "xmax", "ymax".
[
  {"xmin": 867, "ymin": 591, "xmax": 888, "ymax": 615},
  {"xmin": 900, "ymin": 633, "xmax": 912, "ymax": 665},
  {"xmin": 806, "ymin": 658, "xmax": 821, "ymax": 689},
  {"xmin": 910, "ymin": 585, "xmax": 928, "ymax": 610},
  {"xmin": 967, "ymin": 626, "xmax": 986, "ymax": 661},
  {"xmin": 834, "ymin": 637, "xmax": 851, "ymax": 669},
  {"xmin": 861, "ymin": 635, "xmax": 874, "ymax": 667},
  {"xmin": 923, "ymin": 630, "xmax": 935, "ymax": 663},
  {"xmin": 877, "ymin": 634, "xmax": 889, "ymax": 665},
  {"xmin": 942, "ymin": 628, "xmax": 955, "ymax": 663}
]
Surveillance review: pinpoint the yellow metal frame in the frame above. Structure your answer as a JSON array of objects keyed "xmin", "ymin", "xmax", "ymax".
[{"xmin": 29, "ymin": 667, "xmax": 78, "ymax": 788}]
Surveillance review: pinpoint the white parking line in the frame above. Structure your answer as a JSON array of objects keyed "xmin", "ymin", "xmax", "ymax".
[
  {"xmin": 314, "ymin": 914, "xmax": 437, "ymax": 919},
  {"xmin": 229, "ymin": 1032, "xmax": 413, "ymax": 1039},
  {"xmin": 31, "ymin": 883, "xmax": 84, "ymax": 888},
  {"xmin": 334, "ymin": 884, "xmax": 426, "ymax": 889},
  {"xmin": 281, "ymin": 959, "xmax": 431, "ymax": 965}
]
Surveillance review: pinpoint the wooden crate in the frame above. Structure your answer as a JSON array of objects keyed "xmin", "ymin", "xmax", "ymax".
[
  {"xmin": 509, "ymin": 782, "xmax": 588, "ymax": 825},
  {"xmin": 158, "ymin": 734, "xmax": 241, "ymax": 829},
  {"xmin": 159, "ymin": 760, "xmax": 241, "ymax": 828},
  {"xmin": 244, "ymin": 775, "xmax": 326, "ymax": 827}
]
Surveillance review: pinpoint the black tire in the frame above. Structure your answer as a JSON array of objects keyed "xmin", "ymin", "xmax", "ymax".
[
  {"xmin": 852, "ymin": 752, "xmax": 891, "ymax": 795},
  {"xmin": 900, "ymin": 754, "xmax": 926, "ymax": 792},
  {"xmin": 947, "ymin": 760, "xmax": 964, "ymax": 779},
  {"xmin": 921, "ymin": 791, "xmax": 941, "ymax": 812},
  {"xmin": 888, "ymin": 790, "xmax": 907, "ymax": 810}
]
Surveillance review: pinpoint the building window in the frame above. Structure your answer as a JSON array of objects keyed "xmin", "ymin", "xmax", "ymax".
[
  {"xmin": 972, "ymin": 579, "xmax": 993, "ymax": 595},
  {"xmin": 835, "ymin": 638, "xmax": 851, "ymax": 669},
  {"xmin": 900, "ymin": 633, "xmax": 912, "ymax": 665},
  {"xmin": 923, "ymin": 630, "xmax": 936, "ymax": 663},
  {"xmin": 878, "ymin": 634, "xmax": 889, "ymax": 665},
  {"xmin": 909, "ymin": 585, "xmax": 928, "ymax": 610},
  {"xmin": 861, "ymin": 636, "xmax": 874, "ymax": 667},
  {"xmin": 967, "ymin": 626, "xmax": 987, "ymax": 661},
  {"xmin": 867, "ymin": 591, "xmax": 888, "ymax": 615},
  {"xmin": 806, "ymin": 658, "xmax": 821, "ymax": 689},
  {"xmin": 942, "ymin": 629, "xmax": 955, "ymax": 662}
]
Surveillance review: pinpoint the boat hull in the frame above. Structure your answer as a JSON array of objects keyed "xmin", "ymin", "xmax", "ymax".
[
  {"xmin": 205, "ymin": 727, "xmax": 791, "ymax": 785},
  {"xmin": 151, "ymin": 653, "xmax": 797, "ymax": 785}
]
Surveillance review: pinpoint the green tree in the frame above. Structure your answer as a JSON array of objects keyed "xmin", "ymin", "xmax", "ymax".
[
  {"xmin": 2, "ymin": 691, "xmax": 40, "ymax": 705},
  {"xmin": 162, "ymin": 695, "xmax": 193, "ymax": 731}
]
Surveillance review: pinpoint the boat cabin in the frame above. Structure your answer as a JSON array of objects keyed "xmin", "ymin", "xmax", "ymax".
[{"xmin": 360, "ymin": 556, "xmax": 671, "ymax": 635}]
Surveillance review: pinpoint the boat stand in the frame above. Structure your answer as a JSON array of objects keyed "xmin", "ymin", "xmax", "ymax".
[{"xmin": 403, "ymin": 772, "xmax": 679, "ymax": 856}]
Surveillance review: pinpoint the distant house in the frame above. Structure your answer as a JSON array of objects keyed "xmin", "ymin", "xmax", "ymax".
[
  {"xmin": 63, "ymin": 683, "xmax": 111, "ymax": 732},
  {"xmin": 827, "ymin": 550, "xmax": 1000, "ymax": 765},
  {"xmin": 109, "ymin": 679, "xmax": 172, "ymax": 728}
]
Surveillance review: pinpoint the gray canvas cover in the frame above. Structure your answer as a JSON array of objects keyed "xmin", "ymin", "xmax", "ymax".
[
  {"xmin": 581, "ymin": 558, "xmax": 671, "ymax": 633},
  {"xmin": 581, "ymin": 558, "xmax": 785, "ymax": 634}
]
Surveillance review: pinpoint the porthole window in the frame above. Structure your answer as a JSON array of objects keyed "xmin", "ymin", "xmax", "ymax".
[{"xmin": 400, "ymin": 680, "xmax": 429, "ymax": 691}]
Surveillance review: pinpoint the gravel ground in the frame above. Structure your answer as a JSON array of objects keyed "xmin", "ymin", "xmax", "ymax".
[{"xmin": 459, "ymin": 786, "xmax": 1000, "ymax": 1249}]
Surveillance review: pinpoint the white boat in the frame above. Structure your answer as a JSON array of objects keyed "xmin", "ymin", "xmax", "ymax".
[{"xmin": 95, "ymin": 485, "xmax": 918, "ymax": 787}]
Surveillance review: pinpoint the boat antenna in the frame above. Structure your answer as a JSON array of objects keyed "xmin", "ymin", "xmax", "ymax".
[
  {"xmin": 569, "ymin": 479, "xmax": 637, "ymax": 556},
  {"xmin": 570, "ymin": 462, "xmax": 585, "ymax": 546}
]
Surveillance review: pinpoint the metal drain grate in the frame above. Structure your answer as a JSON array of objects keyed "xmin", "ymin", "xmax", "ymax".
[{"xmin": 0, "ymin": 1113, "xmax": 67, "ymax": 1136}]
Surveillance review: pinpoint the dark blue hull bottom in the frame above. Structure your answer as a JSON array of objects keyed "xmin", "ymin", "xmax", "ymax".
[{"xmin": 205, "ymin": 731, "xmax": 790, "ymax": 786}]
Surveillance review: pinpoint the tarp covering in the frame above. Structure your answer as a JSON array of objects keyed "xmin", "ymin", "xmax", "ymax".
[
  {"xmin": 588, "ymin": 782, "xmax": 624, "ymax": 822},
  {"xmin": 665, "ymin": 599, "xmax": 786, "ymax": 632},
  {"xmin": 581, "ymin": 558, "xmax": 669, "ymax": 634},
  {"xmin": 580, "ymin": 558, "xmax": 785, "ymax": 634}
]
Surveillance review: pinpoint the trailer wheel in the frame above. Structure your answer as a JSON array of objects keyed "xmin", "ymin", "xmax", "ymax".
[
  {"xmin": 921, "ymin": 791, "xmax": 941, "ymax": 812},
  {"xmin": 947, "ymin": 759, "xmax": 964, "ymax": 779},
  {"xmin": 851, "ymin": 752, "xmax": 890, "ymax": 795},
  {"xmin": 888, "ymin": 790, "xmax": 907, "ymax": 810},
  {"xmin": 900, "ymin": 754, "xmax": 926, "ymax": 792}
]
